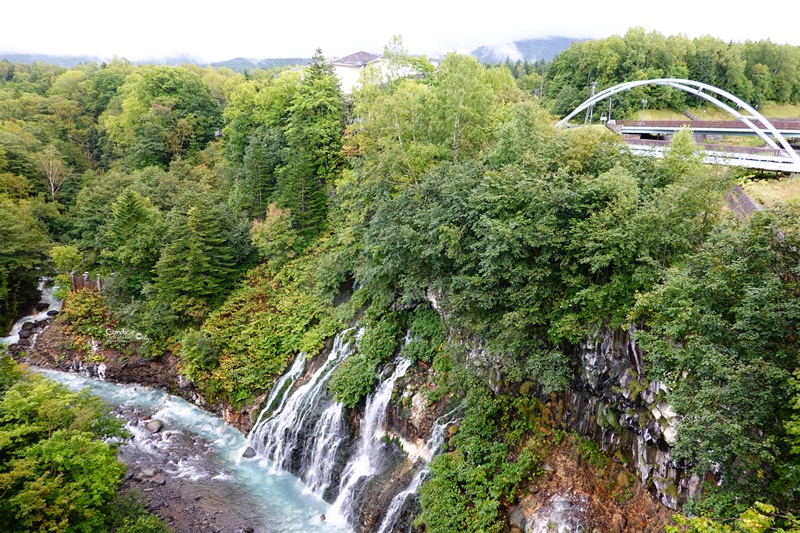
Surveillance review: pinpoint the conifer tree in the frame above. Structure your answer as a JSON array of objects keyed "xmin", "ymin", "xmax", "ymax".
[{"xmin": 151, "ymin": 204, "xmax": 234, "ymax": 328}]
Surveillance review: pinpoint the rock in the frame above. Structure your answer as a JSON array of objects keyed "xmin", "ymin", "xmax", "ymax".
[
  {"xmin": 242, "ymin": 446, "xmax": 257, "ymax": 459},
  {"xmin": 46, "ymin": 309, "xmax": 59, "ymax": 317},
  {"xmin": 662, "ymin": 424, "xmax": 678, "ymax": 447},
  {"xmin": 508, "ymin": 504, "xmax": 527, "ymax": 530},
  {"xmin": 178, "ymin": 374, "xmax": 195, "ymax": 390},
  {"xmin": 410, "ymin": 392, "xmax": 427, "ymax": 428},
  {"xmin": 145, "ymin": 419, "xmax": 164, "ymax": 433},
  {"xmin": 18, "ymin": 329, "xmax": 32, "ymax": 339},
  {"xmin": 141, "ymin": 467, "xmax": 158, "ymax": 477},
  {"xmin": 21, "ymin": 321, "xmax": 36, "ymax": 331},
  {"xmin": 35, "ymin": 302, "xmax": 50, "ymax": 312}
]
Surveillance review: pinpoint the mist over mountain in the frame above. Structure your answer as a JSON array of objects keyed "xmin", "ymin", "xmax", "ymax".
[
  {"xmin": 1, "ymin": 36, "xmax": 587, "ymax": 71},
  {"xmin": 471, "ymin": 36, "xmax": 587, "ymax": 63},
  {"xmin": 208, "ymin": 57, "xmax": 310, "ymax": 71}
]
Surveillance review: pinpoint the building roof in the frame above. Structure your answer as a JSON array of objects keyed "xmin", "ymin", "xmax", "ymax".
[{"xmin": 331, "ymin": 51, "xmax": 381, "ymax": 67}]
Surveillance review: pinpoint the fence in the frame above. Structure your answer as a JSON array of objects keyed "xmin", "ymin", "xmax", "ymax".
[{"xmin": 71, "ymin": 272, "xmax": 104, "ymax": 292}]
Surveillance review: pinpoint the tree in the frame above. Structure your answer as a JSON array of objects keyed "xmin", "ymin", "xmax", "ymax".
[
  {"xmin": 150, "ymin": 202, "xmax": 235, "ymax": 330},
  {"xmin": 250, "ymin": 203, "xmax": 298, "ymax": 267},
  {"xmin": 99, "ymin": 66, "xmax": 222, "ymax": 168},
  {"xmin": 106, "ymin": 189, "xmax": 164, "ymax": 297},
  {"xmin": 0, "ymin": 197, "xmax": 49, "ymax": 333},
  {"xmin": 49, "ymin": 244, "xmax": 82, "ymax": 297},
  {"xmin": 36, "ymin": 145, "xmax": 68, "ymax": 202},
  {"xmin": 0, "ymin": 365, "xmax": 127, "ymax": 532}
]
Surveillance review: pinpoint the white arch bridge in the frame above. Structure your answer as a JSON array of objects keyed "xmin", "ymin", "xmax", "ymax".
[{"xmin": 556, "ymin": 78, "xmax": 800, "ymax": 173}]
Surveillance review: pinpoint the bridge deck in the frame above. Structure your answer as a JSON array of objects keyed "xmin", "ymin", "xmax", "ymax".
[{"xmin": 616, "ymin": 119, "xmax": 800, "ymax": 138}]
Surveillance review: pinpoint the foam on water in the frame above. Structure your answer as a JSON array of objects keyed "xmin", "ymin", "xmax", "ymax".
[{"xmin": 36, "ymin": 368, "xmax": 352, "ymax": 533}]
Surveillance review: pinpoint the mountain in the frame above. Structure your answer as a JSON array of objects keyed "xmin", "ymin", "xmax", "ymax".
[
  {"xmin": 209, "ymin": 57, "xmax": 309, "ymax": 72},
  {"xmin": 471, "ymin": 36, "xmax": 587, "ymax": 63},
  {"xmin": 0, "ymin": 53, "xmax": 309, "ymax": 72},
  {"xmin": 0, "ymin": 53, "xmax": 106, "ymax": 68}
]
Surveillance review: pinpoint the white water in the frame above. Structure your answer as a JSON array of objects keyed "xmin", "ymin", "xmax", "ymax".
[
  {"xmin": 36, "ymin": 368, "xmax": 352, "ymax": 533},
  {"xmin": 250, "ymin": 329, "xmax": 357, "ymax": 484},
  {"xmin": 375, "ymin": 408, "xmax": 462, "ymax": 533},
  {"xmin": 328, "ymin": 357, "xmax": 413, "ymax": 526},
  {"xmin": 251, "ymin": 352, "xmax": 307, "ymax": 430},
  {"xmin": 1, "ymin": 280, "xmax": 62, "ymax": 346},
  {"xmin": 304, "ymin": 401, "xmax": 346, "ymax": 494}
]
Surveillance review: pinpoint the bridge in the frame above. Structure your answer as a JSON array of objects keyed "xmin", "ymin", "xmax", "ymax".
[{"xmin": 557, "ymin": 79, "xmax": 800, "ymax": 173}]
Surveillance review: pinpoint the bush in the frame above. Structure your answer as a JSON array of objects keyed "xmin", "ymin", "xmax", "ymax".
[{"xmin": 328, "ymin": 352, "xmax": 379, "ymax": 408}]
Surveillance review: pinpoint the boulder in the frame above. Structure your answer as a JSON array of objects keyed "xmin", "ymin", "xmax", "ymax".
[
  {"xmin": 46, "ymin": 309, "xmax": 59, "ymax": 317},
  {"xmin": 242, "ymin": 446, "xmax": 257, "ymax": 459},
  {"xmin": 145, "ymin": 419, "xmax": 164, "ymax": 433},
  {"xmin": 21, "ymin": 321, "xmax": 36, "ymax": 331}
]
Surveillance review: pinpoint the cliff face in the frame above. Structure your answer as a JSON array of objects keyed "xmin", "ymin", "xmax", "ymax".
[
  {"xmin": 22, "ymin": 320, "xmax": 692, "ymax": 532},
  {"xmin": 562, "ymin": 328, "xmax": 701, "ymax": 510}
]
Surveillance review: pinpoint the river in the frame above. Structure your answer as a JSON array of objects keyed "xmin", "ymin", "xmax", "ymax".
[{"xmin": 37, "ymin": 368, "xmax": 353, "ymax": 533}]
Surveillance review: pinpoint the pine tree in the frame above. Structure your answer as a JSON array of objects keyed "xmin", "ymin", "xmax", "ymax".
[
  {"xmin": 305, "ymin": 48, "xmax": 336, "ymax": 81},
  {"xmin": 151, "ymin": 204, "xmax": 234, "ymax": 327}
]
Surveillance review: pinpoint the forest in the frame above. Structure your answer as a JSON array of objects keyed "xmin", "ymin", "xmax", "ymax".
[{"xmin": 1, "ymin": 29, "xmax": 799, "ymax": 532}]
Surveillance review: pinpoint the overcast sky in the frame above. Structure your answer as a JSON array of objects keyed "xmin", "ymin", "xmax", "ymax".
[{"xmin": 1, "ymin": 0, "xmax": 796, "ymax": 62}]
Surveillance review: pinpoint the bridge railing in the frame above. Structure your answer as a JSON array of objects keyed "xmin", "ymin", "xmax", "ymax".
[
  {"xmin": 624, "ymin": 138, "xmax": 786, "ymax": 158},
  {"xmin": 617, "ymin": 119, "xmax": 800, "ymax": 129}
]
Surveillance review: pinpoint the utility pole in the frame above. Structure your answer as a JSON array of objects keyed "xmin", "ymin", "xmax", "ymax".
[{"xmin": 584, "ymin": 81, "xmax": 598, "ymax": 124}]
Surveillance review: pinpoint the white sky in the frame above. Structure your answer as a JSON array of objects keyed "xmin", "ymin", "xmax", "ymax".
[{"xmin": 1, "ymin": 0, "xmax": 796, "ymax": 62}]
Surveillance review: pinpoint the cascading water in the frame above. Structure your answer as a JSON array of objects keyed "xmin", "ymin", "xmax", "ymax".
[
  {"xmin": 375, "ymin": 408, "xmax": 462, "ymax": 533},
  {"xmin": 1, "ymin": 280, "xmax": 62, "ymax": 345},
  {"xmin": 35, "ymin": 368, "xmax": 351, "ymax": 533},
  {"xmin": 251, "ymin": 352, "xmax": 307, "ymax": 430},
  {"xmin": 250, "ymin": 329, "xmax": 358, "ymax": 492},
  {"xmin": 327, "ymin": 357, "xmax": 413, "ymax": 526}
]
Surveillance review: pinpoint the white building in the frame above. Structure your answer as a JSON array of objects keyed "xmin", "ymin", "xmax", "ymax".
[{"xmin": 329, "ymin": 51, "xmax": 384, "ymax": 94}]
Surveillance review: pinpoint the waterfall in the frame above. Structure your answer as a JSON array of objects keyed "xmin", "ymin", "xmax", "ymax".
[
  {"xmin": 1, "ymin": 280, "xmax": 62, "ymax": 345},
  {"xmin": 304, "ymin": 402, "xmax": 346, "ymax": 495},
  {"xmin": 375, "ymin": 408, "xmax": 461, "ymax": 533},
  {"xmin": 249, "ymin": 329, "xmax": 356, "ymax": 477},
  {"xmin": 251, "ymin": 352, "xmax": 307, "ymax": 431},
  {"xmin": 328, "ymin": 357, "xmax": 413, "ymax": 526}
]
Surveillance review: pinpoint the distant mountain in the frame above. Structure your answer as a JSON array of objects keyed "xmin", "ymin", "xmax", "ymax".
[
  {"xmin": 1, "ymin": 39, "xmax": 581, "ymax": 72},
  {"xmin": 471, "ymin": 36, "xmax": 588, "ymax": 64},
  {"xmin": 0, "ymin": 53, "xmax": 105, "ymax": 68},
  {"xmin": 0, "ymin": 52, "xmax": 309, "ymax": 72},
  {"xmin": 209, "ymin": 57, "xmax": 309, "ymax": 72}
]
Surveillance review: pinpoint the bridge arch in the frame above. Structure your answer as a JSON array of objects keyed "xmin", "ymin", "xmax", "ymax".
[{"xmin": 556, "ymin": 78, "xmax": 800, "ymax": 169}]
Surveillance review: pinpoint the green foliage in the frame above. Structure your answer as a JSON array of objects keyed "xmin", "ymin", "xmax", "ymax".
[
  {"xmin": 99, "ymin": 65, "xmax": 222, "ymax": 168},
  {"xmin": 328, "ymin": 308, "xmax": 403, "ymax": 407},
  {"xmin": 61, "ymin": 289, "xmax": 116, "ymax": 339},
  {"xmin": 191, "ymin": 253, "xmax": 340, "ymax": 404},
  {"xmin": 668, "ymin": 501, "xmax": 800, "ymax": 532},
  {"xmin": 547, "ymin": 28, "xmax": 800, "ymax": 119},
  {"xmin": 576, "ymin": 434, "xmax": 610, "ymax": 469},
  {"xmin": 401, "ymin": 305, "xmax": 445, "ymax": 364},
  {"xmin": 787, "ymin": 371, "xmax": 800, "ymax": 455},
  {"xmin": 327, "ymin": 352, "xmax": 379, "ymax": 409},
  {"xmin": 418, "ymin": 393, "xmax": 544, "ymax": 533},
  {"xmin": 177, "ymin": 329, "xmax": 220, "ymax": 380},
  {"xmin": 105, "ymin": 490, "xmax": 171, "ymax": 533},
  {"xmin": 149, "ymin": 202, "xmax": 235, "ymax": 332},
  {"xmin": 250, "ymin": 203, "xmax": 298, "ymax": 267},
  {"xmin": 633, "ymin": 202, "xmax": 800, "ymax": 514},
  {"xmin": 0, "ymin": 364, "xmax": 128, "ymax": 533},
  {"xmin": 0, "ymin": 196, "xmax": 51, "ymax": 332}
]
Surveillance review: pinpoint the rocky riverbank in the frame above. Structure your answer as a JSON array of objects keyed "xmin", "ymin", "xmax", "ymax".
[
  {"xmin": 18, "ymin": 320, "xmax": 262, "ymax": 434},
  {"xmin": 115, "ymin": 404, "xmax": 264, "ymax": 533}
]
